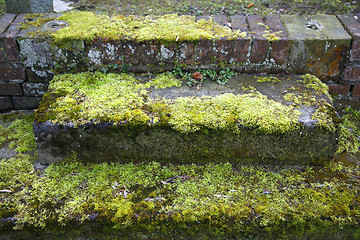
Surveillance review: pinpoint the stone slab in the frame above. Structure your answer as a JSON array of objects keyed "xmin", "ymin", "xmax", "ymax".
[
  {"xmin": 5, "ymin": 0, "xmax": 54, "ymax": 14},
  {"xmin": 282, "ymin": 14, "xmax": 351, "ymax": 81},
  {"xmin": 34, "ymin": 73, "xmax": 339, "ymax": 165},
  {"xmin": 0, "ymin": 83, "xmax": 23, "ymax": 95}
]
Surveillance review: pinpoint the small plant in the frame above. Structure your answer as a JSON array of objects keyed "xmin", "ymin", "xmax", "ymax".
[{"xmin": 172, "ymin": 66, "xmax": 235, "ymax": 88}]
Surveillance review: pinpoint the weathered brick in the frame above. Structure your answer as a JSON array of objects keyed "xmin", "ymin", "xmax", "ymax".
[
  {"xmin": 0, "ymin": 83, "xmax": 23, "ymax": 95},
  {"xmin": 352, "ymin": 85, "xmax": 360, "ymax": 98},
  {"xmin": 122, "ymin": 40, "xmax": 140, "ymax": 65},
  {"xmin": 343, "ymin": 63, "xmax": 360, "ymax": 82},
  {"xmin": 0, "ymin": 96, "xmax": 13, "ymax": 111},
  {"xmin": 195, "ymin": 39, "xmax": 213, "ymax": 65},
  {"xmin": 22, "ymin": 82, "xmax": 48, "ymax": 96},
  {"xmin": 177, "ymin": 41, "xmax": 195, "ymax": 65},
  {"xmin": 230, "ymin": 15, "xmax": 248, "ymax": 32},
  {"xmin": 86, "ymin": 39, "xmax": 122, "ymax": 68},
  {"xmin": 232, "ymin": 38, "xmax": 250, "ymax": 64},
  {"xmin": 12, "ymin": 96, "xmax": 42, "ymax": 110},
  {"xmin": 213, "ymin": 15, "xmax": 229, "ymax": 27},
  {"xmin": 337, "ymin": 15, "xmax": 360, "ymax": 61},
  {"xmin": 213, "ymin": 38, "xmax": 232, "ymax": 64},
  {"xmin": 0, "ymin": 63, "xmax": 25, "ymax": 82},
  {"xmin": 247, "ymin": 15, "xmax": 269, "ymax": 63},
  {"xmin": 0, "ymin": 15, "xmax": 26, "ymax": 63},
  {"xmin": 265, "ymin": 15, "xmax": 289, "ymax": 67},
  {"xmin": 328, "ymin": 84, "xmax": 350, "ymax": 96},
  {"xmin": 160, "ymin": 43, "xmax": 177, "ymax": 70},
  {"xmin": 0, "ymin": 14, "xmax": 16, "ymax": 34}
]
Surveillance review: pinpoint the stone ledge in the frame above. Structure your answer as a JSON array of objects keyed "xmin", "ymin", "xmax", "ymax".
[{"xmin": 34, "ymin": 73, "xmax": 338, "ymax": 165}]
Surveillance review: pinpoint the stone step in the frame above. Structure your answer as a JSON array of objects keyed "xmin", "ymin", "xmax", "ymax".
[
  {"xmin": 1, "ymin": 12, "xmax": 360, "ymax": 112},
  {"xmin": 33, "ymin": 72, "xmax": 339, "ymax": 165}
]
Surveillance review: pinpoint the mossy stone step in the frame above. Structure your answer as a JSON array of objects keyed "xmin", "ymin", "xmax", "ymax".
[{"xmin": 33, "ymin": 72, "xmax": 339, "ymax": 165}]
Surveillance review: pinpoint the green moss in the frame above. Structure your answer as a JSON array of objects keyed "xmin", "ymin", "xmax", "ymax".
[
  {"xmin": 8, "ymin": 157, "xmax": 360, "ymax": 238},
  {"xmin": 0, "ymin": 113, "xmax": 36, "ymax": 153},
  {"xmin": 255, "ymin": 76, "xmax": 281, "ymax": 83},
  {"xmin": 168, "ymin": 92, "xmax": 301, "ymax": 134},
  {"xmin": 36, "ymin": 72, "xmax": 301, "ymax": 134},
  {"xmin": 50, "ymin": 12, "xmax": 246, "ymax": 45},
  {"xmin": 148, "ymin": 73, "xmax": 182, "ymax": 89},
  {"xmin": 337, "ymin": 108, "xmax": 360, "ymax": 154},
  {"xmin": 300, "ymin": 74, "xmax": 331, "ymax": 100}
]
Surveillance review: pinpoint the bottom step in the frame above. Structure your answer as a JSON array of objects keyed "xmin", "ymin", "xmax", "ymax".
[{"xmin": 33, "ymin": 72, "xmax": 339, "ymax": 165}]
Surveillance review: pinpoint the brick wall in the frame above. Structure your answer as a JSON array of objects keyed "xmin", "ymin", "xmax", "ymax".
[{"xmin": 1, "ymin": 13, "xmax": 360, "ymax": 111}]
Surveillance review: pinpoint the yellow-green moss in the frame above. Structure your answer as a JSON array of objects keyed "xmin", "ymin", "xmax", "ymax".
[
  {"xmin": 37, "ymin": 72, "xmax": 302, "ymax": 134},
  {"xmin": 49, "ymin": 12, "xmax": 247, "ymax": 44},
  {"xmin": 336, "ymin": 108, "xmax": 360, "ymax": 154},
  {"xmin": 168, "ymin": 92, "xmax": 301, "ymax": 134},
  {"xmin": 147, "ymin": 73, "xmax": 182, "ymax": 89},
  {"xmin": 255, "ymin": 76, "xmax": 281, "ymax": 83},
  {"xmin": 300, "ymin": 74, "xmax": 331, "ymax": 100},
  {"xmin": 311, "ymin": 103, "xmax": 336, "ymax": 131}
]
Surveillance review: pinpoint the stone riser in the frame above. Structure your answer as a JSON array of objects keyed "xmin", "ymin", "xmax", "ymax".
[{"xmin": 1, "ymin": 13, "xmax": 360, "ymax": 111}]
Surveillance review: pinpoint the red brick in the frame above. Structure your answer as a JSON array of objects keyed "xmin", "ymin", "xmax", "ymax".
[
  {"xmin": 160, "ymin": 42, "xmax": 177, "ymax": 70},
  {"xmin": 177, "ymin": 41, "xmax": 195, "ymax": 65},
  {"xmin": 0, "ymin": 15, "xmax": 26, "ymax": 63},
  {"xmin": 353, "ymin": 85, "xmax": 360, "ymax": 98},
  {"xmin": 247, "ymin": 15, "xmax": 269, "ymax": 63},
  {"xmin": 233, "ymin": 38, "xmax": 250, "ymax": 63},
  {"xmin": 0, "ymin": 83, "xmax": 23, "ymax": 95},
  {"xmin": 343, "ymin": 63, "xmax": 360, "ymax": 82},
  {"xmin": 328, "ymin": 84, "xmax": 350, "ymax": 96},
  {"xmin": 195, "ymin": 39, "xmax": 213, "ymax": 65},
  {"xmin": 337, "ymin": 15, "xmax": 360, "ymax": 61},
  {"xmin": 265, "ymin": 15, "xmax": 289, "ymax": 66},
  {"xmin": 213, "ymin": 38, "xmax": 232, "ymax": 64},
  {"xmin": 0, "ymin": 63, "xmax": 25, "ymax": 82},
  {"xmin": 140, "ymin": 41, "xmax": 160, "ymax": 65}
]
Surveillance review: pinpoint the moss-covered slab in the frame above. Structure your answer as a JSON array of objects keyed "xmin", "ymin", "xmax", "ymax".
[{"xmin": 33, "ymin": 72, "xmax": 339, "ymax": 165}]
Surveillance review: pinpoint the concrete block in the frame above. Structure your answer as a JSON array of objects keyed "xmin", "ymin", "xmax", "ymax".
[
  {"xmin": 282, "ymin": 14, "xmax": 351, "ymax": 81},
  {"xmin": 337, "ymin": 15, "xmax": 360, "ymax": 61}
]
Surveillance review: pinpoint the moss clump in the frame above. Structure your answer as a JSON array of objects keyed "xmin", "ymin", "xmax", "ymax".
[
  {"xmin": 36, "ymin": 72, "xmax": 301, "ymax": 134},
  {"xmin": 300, "ymin": 74, "xmax": 331, "ymax": 100},
  {"xmin": 255, "ymin": 76, "xmax": 281, "ymax": 83},
  {"xmin": 337, "ymin": 107, "xmax": 360, "ymax": 154},
  {"xmin": 0, "ymin": 113, "xmax": 36, "ymax": 153},
  {"xmin": 147, "ymin": 73, "xmax": 182, "ymax": 89},
  {"xmin": 50, "ymin": 12, "xmax": 246, "ymax": 45},
  {"xmin": 169, "ymin": 93, "xmax": 300, "ymax": 134}
]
